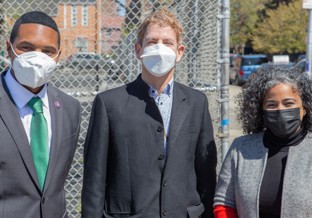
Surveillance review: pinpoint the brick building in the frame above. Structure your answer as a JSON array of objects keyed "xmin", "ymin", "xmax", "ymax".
[
  {"xmin": 4, "ymin": 0, "xmax": 154, "ymax": 60},
  {"xmin": 53, "ymin": 0, "xmax": 101, "ymax": 59},
  {"xmin": 52, "ymin": 0, "xmax": 131, "ymax": 59},
  {"xmin": 101, "ymin": 15, "xmax": 124, "ymax": 55}
]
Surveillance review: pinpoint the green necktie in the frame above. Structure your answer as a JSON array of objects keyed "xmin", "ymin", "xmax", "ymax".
[{"xmin": 28, "ymin": 97, "xmax": 49, "ymax": 191}]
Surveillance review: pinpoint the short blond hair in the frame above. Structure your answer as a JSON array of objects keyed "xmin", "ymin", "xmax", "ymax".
[{"xmin": 136, "ymin": 7, "xmax": 184, "ymax": 45}]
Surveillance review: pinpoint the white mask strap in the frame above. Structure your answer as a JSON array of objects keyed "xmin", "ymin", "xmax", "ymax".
[
  {"xmin": 10, "ymin": 43, "xmax": 19, "ymax": 58},
  {"xmin": 52, "ymin": 50, "xmax": 60, "ymax": 60}
]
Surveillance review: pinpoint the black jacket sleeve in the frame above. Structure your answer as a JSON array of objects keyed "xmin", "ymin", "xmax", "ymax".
[
  {"xmin": 81, "ymin": 94, "xmax": 111, "ymax": 218},
  {"xmin": 195, "ymin": 95, "xmax": 217, "ymax": 218}
]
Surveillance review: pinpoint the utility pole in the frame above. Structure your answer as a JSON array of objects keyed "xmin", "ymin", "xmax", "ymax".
[
  {"xmin": 219, "ymin": 0, "xmax": 230, "ymax": 160},
  {"xmin": 303, "ymin": 0, "xmax": 312, "ymax": 77}
]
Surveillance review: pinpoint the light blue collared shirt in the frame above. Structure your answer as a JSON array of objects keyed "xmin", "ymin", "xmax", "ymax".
[
  {"xmin": 4, "ymin": 68, "xmax": 52, "ymax": 150},
  {"xmin": 148, "ymin": 79, "xmax": 174, "ymax": 156}
]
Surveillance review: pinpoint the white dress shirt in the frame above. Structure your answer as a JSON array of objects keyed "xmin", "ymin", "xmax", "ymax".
[{"xmin": 4, "ymin": 69, "xmax": 52, "ymax": 151}]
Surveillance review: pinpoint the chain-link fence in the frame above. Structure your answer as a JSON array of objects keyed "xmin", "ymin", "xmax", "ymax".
[{"xmin": 0, "ymin": 0, "xmax": 222, "ymax": 217}]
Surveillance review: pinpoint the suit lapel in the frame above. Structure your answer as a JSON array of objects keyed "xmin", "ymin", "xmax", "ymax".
[
  {"xmin": 167, "ymin": 83, "xmax": 190, "ymax": 154},
  {"xmin": 0, "ymin": 73, "xmax": 41, "ymax": 190},
  {"xmin": 127, "ymin": 75, "xmax": 163, "ymax": 124},
  {"xmin": 43, "ymin": 85, "xmax": 63, "ymax": 191}
]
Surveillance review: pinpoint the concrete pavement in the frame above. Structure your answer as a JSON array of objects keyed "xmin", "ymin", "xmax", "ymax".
[{"xmin": 229, "ymin": 85, "xmax": 244, "ymax": 144}]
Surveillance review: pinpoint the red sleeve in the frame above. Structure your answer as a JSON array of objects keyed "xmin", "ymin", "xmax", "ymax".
[{"xmin": 213, "ymin": 205, "xmax": 238, "ymax": 218}]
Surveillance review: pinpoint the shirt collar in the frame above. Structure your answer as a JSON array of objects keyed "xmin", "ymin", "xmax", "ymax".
[
  {"xmin": 4, "ymin": 68, "xmax": 49, "ymax": 109},
  {"xmin": 148, "ymin": 78, "xmax": 174, "ymax": 98}
]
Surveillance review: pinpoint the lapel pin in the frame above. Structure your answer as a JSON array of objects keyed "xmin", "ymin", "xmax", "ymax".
[{"xmin": 54, "ymin": 100, "xmax": 61, "ymax": 108}]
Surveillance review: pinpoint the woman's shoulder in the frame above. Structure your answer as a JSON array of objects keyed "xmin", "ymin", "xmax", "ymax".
[
  {"xmin": 232, "ymin": 132, "xmax": 264, "ymax": 145},
  {"xmin": 230, "ymin": 132, "xmax": 266, "ymax": 155}
]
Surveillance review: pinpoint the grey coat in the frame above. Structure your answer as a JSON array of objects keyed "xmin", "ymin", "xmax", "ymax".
[
  {"xmin": 214, "ymin": 132, "xmax": 312, "ymax": 218},
  {"xmin": 0, "ymin": 70, "xmax": 81, "ymax": 218}
]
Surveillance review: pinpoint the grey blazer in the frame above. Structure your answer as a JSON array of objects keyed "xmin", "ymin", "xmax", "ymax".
[
  {"xmin": 0, "ymin": 70, "xmax": 81, "ymax": 218},
  {"xmin": 214, "ymin": 132, "xmax": 312, "ymax": 218},
  {"xmin": 82, "ymin": 75, "xmax": 217, "ymax": 218}
]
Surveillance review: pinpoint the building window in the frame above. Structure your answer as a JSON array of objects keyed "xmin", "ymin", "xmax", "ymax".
[
  {"xmin": 71, "ymin": 5, "xmax": 77, "ymax": 26},
  {"xmin": 82, "ymin": 5, "xmax": 88, "ymax": 26},
  {"xmin": 75, "ymin": 37, "xmax": 88, "ymax": 52},
  {"xmin": 104, "ymin": 28, "xmax": 113, "ymax": 36},
  {"xmin": 117, "ymin": 0, "xmax": 126, "ymax": 16}
]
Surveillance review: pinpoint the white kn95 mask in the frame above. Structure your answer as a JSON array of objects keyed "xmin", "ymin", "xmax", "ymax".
[
  {"xmin": 140, "ymin": 43, "xmax": 177, "ymax": 77},
  {"xmin": 11, "ymin": 44, "xmax": 58, "ymax": 88}
]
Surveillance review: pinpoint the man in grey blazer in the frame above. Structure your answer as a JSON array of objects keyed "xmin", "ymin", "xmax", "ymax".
[
  {"xmin": 82, "ymin": 7, "xmax": 217, "ymax": 218},
  {"xmin": 1, "ymin": 11, "xmax": 81, "ymax": 218}
]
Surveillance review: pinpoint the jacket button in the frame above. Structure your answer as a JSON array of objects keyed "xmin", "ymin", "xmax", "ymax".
[
  {"xmin": 162, "ymin": 210, "xmax": 167, "ymax": 216},
  {"xmin": 157, "ymin": 126, "xmax": 164, "ymax": 132},
  {"xmin": 41, "ymin": 197, "xmax": 46, "ymax": 204},
  {"xmin": 163, "ymin": 180, "xmax": 167, "ymax": 187},
  {"xmin": 158, "ymin": 154, "xmax": 164, "ymax": 160}
]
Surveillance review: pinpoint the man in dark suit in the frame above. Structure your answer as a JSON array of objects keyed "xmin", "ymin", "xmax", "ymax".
[
  {"xmin": 82, "ymin": 7, "xmax": 217, "ymax": 218},
  {"xmin": 2, "ymin": 11, "xmax": 81, "ymax": 218}
]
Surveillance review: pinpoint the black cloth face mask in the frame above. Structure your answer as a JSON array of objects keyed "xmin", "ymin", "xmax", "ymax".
[{"xmin": 263, "ymin": 108, "xmax": 301, "ymax": 138}]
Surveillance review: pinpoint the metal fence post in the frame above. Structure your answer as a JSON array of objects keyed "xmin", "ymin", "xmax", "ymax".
[
  {"xmin": 306, "ymin": 10, "xmax": 312, "ymax": 77},
  {"xmin": 220, "ymin": 0, "xmax": 230, "ymax": 160},
  {"xmin": 303, "ymin": 1, "xmax": 312, "ymax": 76}
]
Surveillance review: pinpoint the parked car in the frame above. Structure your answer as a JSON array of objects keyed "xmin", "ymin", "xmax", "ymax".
[
  {"xmin": 249, "ymin": 62, "xmax": 295, "ymax": 81},
  {"xmin": 297, "ymin": 54, "xmax": 305, "ymax": 62},
  {"xmin": 61, "ymin": 52, "xmax": 122, "ymax": 80},
  {"xmin": 63, "ymin": 52, "xmax": 117, "ymax": 70},
  {"xmin": 230, "ymin": 54, "xmax": 268, "ymax": 85},
  {"xmin": 293, "ymin": 58, "xmax": 307, "ymax": 73}
]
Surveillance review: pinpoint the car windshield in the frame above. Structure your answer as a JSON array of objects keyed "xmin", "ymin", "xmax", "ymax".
[{"xmin": 242, "ymin": 57, "xmax": 267, "ymax": 66}]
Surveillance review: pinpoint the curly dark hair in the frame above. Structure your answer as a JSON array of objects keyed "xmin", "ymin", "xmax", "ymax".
[{"xmin": 236, "ymin": 65, "xmax": 312, "ymax": 134}]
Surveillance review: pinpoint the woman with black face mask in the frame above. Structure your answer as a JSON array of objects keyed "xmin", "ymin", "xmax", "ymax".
[{"xmin": 213, "ymin": 65, "xmax": 312, "ymax": 218}]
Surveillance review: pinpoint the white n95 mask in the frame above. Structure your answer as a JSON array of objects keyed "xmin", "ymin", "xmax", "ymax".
[
  {"xmin": 11, "ymin": 44, "xmax": 58, "ymax": 88},
  {"xmin": 140, "ymin": 43, "xmax": 177, "ymax": 77}
]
